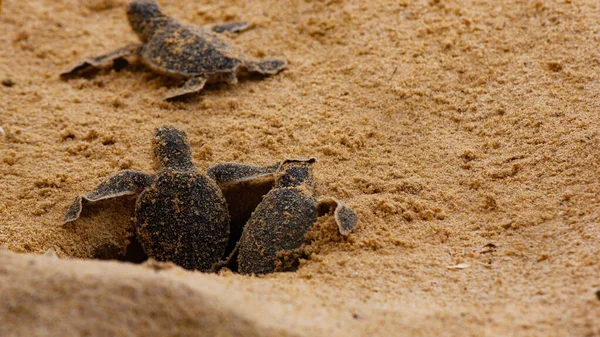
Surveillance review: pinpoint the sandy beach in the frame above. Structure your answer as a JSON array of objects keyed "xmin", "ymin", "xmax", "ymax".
[{"xmin": 1, "ymin": 0, "xmax": 599, "ymax": 335}]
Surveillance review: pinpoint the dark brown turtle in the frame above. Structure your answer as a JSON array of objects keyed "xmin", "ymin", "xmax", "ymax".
[
  {"xmin": 60, "ymin": 0, "xmax": 287, "ymax": 100},
  {"xmin": 208, "ymin": 158, "xmax": 358, "ymax": 275},
  {"xmin": 63, "ymin": 126, "xmax": 230, "ymax": 271}
]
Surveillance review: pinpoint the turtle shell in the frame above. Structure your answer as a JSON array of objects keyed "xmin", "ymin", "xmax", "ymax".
[
  {"xmin": 237, "ymin": 187, "xmax": 318, "ymax": 274},
  {"xmin": 135, "ymin": 169, "xmax": 230, "ymax": 271},
  {"xmin": 140, "ymin": 20, "xmax": 245, "ymax": 78}
]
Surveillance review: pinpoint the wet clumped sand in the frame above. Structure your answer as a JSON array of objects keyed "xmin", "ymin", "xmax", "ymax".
[{"xmin": 1, "ymin": 0, "xmax": 600, "ymax": 336}]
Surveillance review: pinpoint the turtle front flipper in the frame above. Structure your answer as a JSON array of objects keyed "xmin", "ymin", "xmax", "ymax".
[
  {"xmin": 163, "ymin": 75, "xmax": 208, "ymax": 101},
  {"xmin": 210, "ymin": 22, "xmax": 251, "ymax": 34},
  {"xmin": 244, "ymin": 58, "xmax": 287, "ymax": 75},
  {"xmin": 206, "ymin": 162, "xmax": 280, "ymax": 186},
  {"xmin": 317, "ymin": 197, "xmax": 358, "ymax": 236},
  {"xmin": 60, "ymin": 43, "xmax": 143, "ymax": 80},
  {"xmin": 206, "ymin": 161, "xmax": 281, "ymax": 261},
  {"xmin": 63, "ymin": 170, "xmax": 154, "ymax": 224}
]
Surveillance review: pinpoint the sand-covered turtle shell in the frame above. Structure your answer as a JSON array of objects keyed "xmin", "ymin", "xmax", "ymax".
[
  {"xmin": 237, "ymin": 187, "xmax": 318, "ymax": 274},
  {"xmin": 135, "ymin": 169, "xmax": 230, "ymax": 271},
  {"xmin": 140, "ymin": 22, "xmax": 245, "ymax": 78}
]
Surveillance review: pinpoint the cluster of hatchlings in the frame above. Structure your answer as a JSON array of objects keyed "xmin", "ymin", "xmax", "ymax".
[{"xmin": 61, "ymin": 1, "xmax": 357, "ymax": 274}]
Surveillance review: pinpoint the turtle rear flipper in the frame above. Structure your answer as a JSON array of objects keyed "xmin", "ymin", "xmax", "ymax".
[
  {"xmin": 317, "ymin": 197, "xmax": 358, "ymax": 236},
  {"xmin": 210, "ymin": 22, "xmax": 251, "ymax": 34},
  {"xmin": 245, "ymin": 58, "xmax": 287, "ymax": 75},
  {"xmin": 63, "ymin": 170, "xmax": 154, "ymax": 224},
  {"xmin": 163, "ymin": 75, "xmax": 208, "ymax": 101},
  {"xmin": 60, "ymin": 43, "xmax": 142, "ymax": 80}
]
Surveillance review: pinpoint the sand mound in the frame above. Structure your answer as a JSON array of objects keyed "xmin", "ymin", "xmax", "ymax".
[{"xmin": 0, "ymin": 250, "xmax": 299, "ymax": 336}]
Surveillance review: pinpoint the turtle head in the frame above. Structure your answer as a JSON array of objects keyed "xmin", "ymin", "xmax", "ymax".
[
  {"xmin": 152, "ymin": 126, "xmax": 194, "ymax": 171},
  {"xmin": 127, "ymin": 0, "xmax": 165, "ymax": 42},
  {"xmin": 275, "ymin": 158, "xmax": 316, "ymax": 189}
]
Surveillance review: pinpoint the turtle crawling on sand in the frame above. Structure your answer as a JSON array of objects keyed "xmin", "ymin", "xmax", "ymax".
[
  {"xmin": 64, "ymin": 127, "xmax": 357, "ymax": 273},
  {"xmin": 60, "ymin": 0, "xmax": 287, "ymax": 100}
]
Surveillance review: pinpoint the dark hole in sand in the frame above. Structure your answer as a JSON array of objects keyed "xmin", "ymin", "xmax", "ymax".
[
  {"xmin": 92, "ymin": 234, "xmax": 148, "ymax": 264},
  {"xmin": 112, "ymin": 58, "xmax": 129, "ymax": 72}
]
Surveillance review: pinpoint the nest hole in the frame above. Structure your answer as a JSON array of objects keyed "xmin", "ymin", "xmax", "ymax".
[{"xmin": 92, "ymin": 234, "xmax": 148, "ymax": 264}]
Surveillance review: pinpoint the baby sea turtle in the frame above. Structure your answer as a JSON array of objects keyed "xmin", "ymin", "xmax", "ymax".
[
  {"xmin": 64, "ymin": 127, "xmax": 357, "ymax": 273},
  {"xmin": 63, "ymin": 126, "xmax": 230, "ymax": 271},
  {"xmin": 208, "ymin": 158, "xmax": 357, "ymax": 274},
  {"xmin": 60, "ymin": 0, "xmax": 287, "ymax": 100}
]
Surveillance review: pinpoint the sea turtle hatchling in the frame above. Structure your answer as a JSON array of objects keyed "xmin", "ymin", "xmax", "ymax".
[
  {"xmin": 64, "ymin": 127, "xmax": 357, "ymax": 273},
  {"xmin": 63, "ymin": 126, "xmax": 231, "ymax": 271},
  {"xmin": 60, "ymin": 0, "xmax": 287, "ymax": 100},
  {"xmin": 208, "ymin": 158, "xmax": 358, "ymax": 274}
]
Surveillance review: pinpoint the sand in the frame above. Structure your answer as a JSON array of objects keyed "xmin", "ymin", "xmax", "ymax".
[{"xmin": 1, "ymin": 0, "xmax": 600, "ymax": 335}]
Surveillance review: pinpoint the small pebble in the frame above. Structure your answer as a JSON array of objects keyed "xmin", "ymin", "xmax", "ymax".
[{"xmin": 2, "ymin": 78, "xmax": 15, "ymax": 87}]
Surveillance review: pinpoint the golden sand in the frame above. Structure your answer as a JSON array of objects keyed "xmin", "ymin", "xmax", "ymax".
[{"xmin": 1, "ymin": 0, "xmax": 599, "ymax": 335}]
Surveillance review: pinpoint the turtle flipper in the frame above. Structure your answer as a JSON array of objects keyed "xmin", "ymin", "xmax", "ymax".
[
  {"xmin": 207, "ymin": 162, "xmax": 281, "ymax": 259},
  {"xmin": 317, "ymin": 197, "xmax": 358, "ymax": 236},
  {"xmin": 206, "ymin": 162, "xmax": 280, "ymax": 185},
  {"xmin": 63, "ymin": 170, "xmax": 154, "ymax": 224},
  {"xmin": 210, "ymin": 22, "xmax": 251, "ymax": 34},
  {"xmin": 221, "ymin": 72, "xmax": 238, "ymax": 85},
  {"xmin": 245, "ymin": 58, "xmax": 287, "ymax": 75},
  {"xmin": 164, "ymin": 75, "xmax": 208, "ymax": 101},
  {"xmin": 60, "ymin": 43, "xmax": 142, "ymax": 80},
  {"xmin": 206, "ymin": 162, "xmax": 281, "ymax": 214}
]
